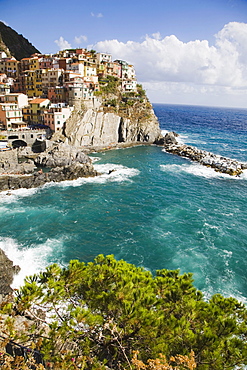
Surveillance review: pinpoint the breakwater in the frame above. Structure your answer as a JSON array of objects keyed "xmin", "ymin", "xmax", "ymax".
[{"xmin": 163, "ymin": 132, "xmax": 247, "ymax": 176}]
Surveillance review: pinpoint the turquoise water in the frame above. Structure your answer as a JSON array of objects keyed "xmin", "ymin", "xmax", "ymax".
[{"xmin": 0, "ymin": 104, "xmax": 247, "ymax": 303}]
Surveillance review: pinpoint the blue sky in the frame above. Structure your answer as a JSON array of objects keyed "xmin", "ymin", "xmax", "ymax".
[{"xmin": 1, "ymin": 0, "xmax": 247, "ymax": 107}]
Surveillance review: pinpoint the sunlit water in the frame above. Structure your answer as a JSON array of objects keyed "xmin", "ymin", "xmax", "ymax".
[{"xmin": 0, "ymin": 104, "xmax": 247, "ymax": 303}]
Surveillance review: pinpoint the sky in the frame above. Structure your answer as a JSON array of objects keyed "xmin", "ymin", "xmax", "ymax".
[{"xmin": 1, "ymin": 0, "xmax": 247, "ymax": 108}]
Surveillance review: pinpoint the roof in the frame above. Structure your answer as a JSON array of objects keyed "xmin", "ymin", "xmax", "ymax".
[{"xmin": 30, "ymin": 98, "xmax": 49, "ymax": 104}]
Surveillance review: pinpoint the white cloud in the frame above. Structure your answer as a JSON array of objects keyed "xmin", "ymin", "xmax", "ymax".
[
  {"xmin": 91, "ymin": 12, "xmax": 103, "ymax": 18},
  {"xmin": 93, "ymin": 22, "xmax": 247, "ymax": 107},
  {"xmin": 151, "ymin": 32, "xmax": 162, "ymax": 40},
  {"xmin": 143, "ymin": 81, "xmax": 247, "ymax": 108},
  {"xmin": 54, "ymin": 36, "xmax": 71, "ymax": 50},
  {"xmin": 74, "ymin": 35, "xmax": 88, "ymax": 44}
]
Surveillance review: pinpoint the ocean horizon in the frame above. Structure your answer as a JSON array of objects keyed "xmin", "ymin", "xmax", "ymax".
[{"xmin": 0, "ymin": 103, "xmax": 246, "ymax": 304}]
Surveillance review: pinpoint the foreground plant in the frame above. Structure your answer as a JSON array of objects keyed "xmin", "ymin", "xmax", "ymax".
[{"xmin": 0, "ymin": 255, "xmax": 246, "ymax": 369}]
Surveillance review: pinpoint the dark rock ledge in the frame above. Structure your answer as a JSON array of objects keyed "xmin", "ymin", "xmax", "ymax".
[
  {"xmin": 0, "ymin": 143, "xmax": 98, "ymax": 192},
  {"xmin": 160, "ymin": 132, "xmax": 247, "ymax": 177}
]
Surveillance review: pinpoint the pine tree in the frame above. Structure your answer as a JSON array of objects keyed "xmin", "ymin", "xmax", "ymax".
[{"xmin": 1, "ymin": 255, "xmax": 246, "ymax": 369}]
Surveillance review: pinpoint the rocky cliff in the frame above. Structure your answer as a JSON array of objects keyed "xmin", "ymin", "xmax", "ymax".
[
  {"xmin": 0, "ymin": 21, "xmax": 40, "ymax": 60},
  {"xmin": 62, "ymin": 89, "xmax": 162, "ymax": 149}
]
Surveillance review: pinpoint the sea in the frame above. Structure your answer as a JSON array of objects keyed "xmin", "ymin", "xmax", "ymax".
[{"xmin": 0, "ymin": 103, "xmax": 247, "ymax": 304}]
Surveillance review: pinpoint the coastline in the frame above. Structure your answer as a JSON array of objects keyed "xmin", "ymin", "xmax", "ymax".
[{"xmin": 1, "ymin": 134, "xmax": 246, "ymax": 193}]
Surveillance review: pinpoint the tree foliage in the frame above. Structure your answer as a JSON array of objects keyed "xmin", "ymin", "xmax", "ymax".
[{"xmin": 1, "ymin": 255, "xmax": 247, "ymax": 369}]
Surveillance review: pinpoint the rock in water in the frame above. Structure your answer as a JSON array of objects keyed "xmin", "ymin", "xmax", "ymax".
[{"xmin": 162, "ymin": 132, "xmax": 246, "ymax": 177}]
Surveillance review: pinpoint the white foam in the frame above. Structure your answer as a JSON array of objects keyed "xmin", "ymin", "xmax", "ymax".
[
  {"xmin": 204, "ymin": 223, "xmax": 219, "ymax": 230},
  {"xmin": 160, "ymin": 162, "xmax": 247, "ymax": 180},
  {"xmin": 0, "ymin": 187, "xmax": 39, "ymax": 204},
  {"xmin": 0, "ymin": 237, "xmax": 64, "ymax": 289},
  {"xmin": 44, "ymin": 163, "xmax": 140, "ymax": 188},
  {"xmin": 94, "ymin": 163, "xmax": 140, "ymax": 181},
  {"xmin": 161, "ymin": 129, "xmax": 170, "ymax": 136},
  {"xmin": 202, "ymin": 285, "xmax": 247, "ymax": 306},
  {"xmin": 88, "ymin": 156, "xmax": 101, "ymax": 163}
]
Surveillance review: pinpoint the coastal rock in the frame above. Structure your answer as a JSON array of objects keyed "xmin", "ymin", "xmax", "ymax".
[
  {"xmin": 163, "ymin": 132, "xmax": 246, "ymax": 176},
  {"xmin": 0, "ymin": 141, "xmax": 98, "ymax": 191},
  {"xmin": 34, "ymin": 142, "xmax": 91, "ymax": 167},
  {"xmin": 0, "ymin": 248, "xmax": 20, "ymax": 301},
  {"xmin": 0, "ymin": 162, "xmax": 98, "ymax": 191},
  {"xmin": 0, "ymin": 149, "xmax": 35, "ymax": 175}
]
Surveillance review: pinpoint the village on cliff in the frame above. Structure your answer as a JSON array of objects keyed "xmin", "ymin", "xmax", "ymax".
[
  {"xmin": 0, "ymin": 48, "xmax": 137, "ymax": 147},
  {"xmin": 0, "ymin": 48, "xmax": 245, "ymax": 180}
]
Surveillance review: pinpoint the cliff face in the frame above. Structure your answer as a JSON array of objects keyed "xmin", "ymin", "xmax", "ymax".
[
  {"xmin": 0, "ymin": 21, "xmax": 40, "ymax": 60},
  {"xmin": 63, "ymin": 97, "xmax": 162, "ymax": 149}
]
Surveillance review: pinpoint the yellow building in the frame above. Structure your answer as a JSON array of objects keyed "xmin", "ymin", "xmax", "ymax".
[
  {"xmin": 26, "ymin": 98, "xmax": 50, "ymax": 124},
  {"xmin": 0, "ymin": 57, "xmax": 19, "ymax": 78},
  {"xmin": 25, "ymin": 70, "xmax": 35, "ymax": 97},
  {"xmin": 29, "ymin": 57, "xmax": 41, "ymax": 71},
  {"xmin": 34, "ymin": 69, "xmax": 44, "ymax": 97},
  {"xmin": 25, "ymin": 69, "xmax": 45, "ymax": 98}
]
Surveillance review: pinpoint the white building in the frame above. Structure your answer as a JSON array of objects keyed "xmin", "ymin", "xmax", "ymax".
[
  {"xmin": 43, "ymin": 104, "xmax": 74, "ymax": 132},
  {"xmin": 122, "ymin": 79, "xmax": 137, "ymax": 92},
  {"xmin": 4, "ymin": 93, "xmax": 29, "ymax": 108},
  {"xmin": 96, "ymin": 52, "xmax": 112, "ymax": 64},
  {"xmin": 0, "ymin": 103, "xmax": 26, "ymax": 130}
]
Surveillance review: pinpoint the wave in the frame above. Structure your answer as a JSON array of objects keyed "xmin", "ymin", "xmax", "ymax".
[
  {"xmin": 0, "ymin": 236, "xmax": 65, "ymax": 289},
  {"xmin": 88, "ymin": 155, "xmax": 102, "ymax": 162},
  {"xmin": 160, "ymin": 162, "xmax": 247, "ymax": 180},
  {"xmin": 43, "ymin": 163, "xmax": 140, "ymax": 189},
  {"xmin": 0, "ymin": 187, "xmax": 39, "ymax": 204}
]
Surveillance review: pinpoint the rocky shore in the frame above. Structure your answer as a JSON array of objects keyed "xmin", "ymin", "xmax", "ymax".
[
  {"xmin": 0, "ymin": 142, "xmax": 98, "ymax": 191},
  {"xmin": 162, "ymin": 132, "xmax": 247, "ymax": 176}
]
